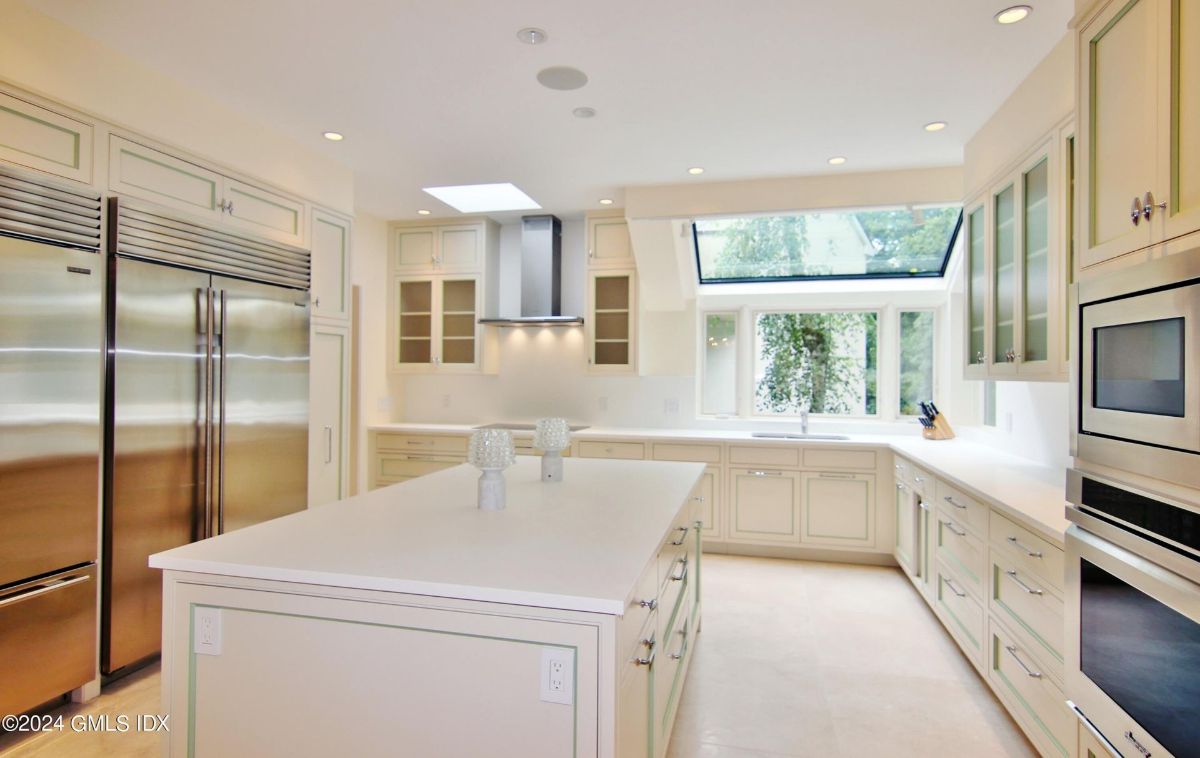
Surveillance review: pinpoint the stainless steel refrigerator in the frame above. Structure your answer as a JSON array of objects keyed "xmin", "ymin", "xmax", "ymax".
[
  {"xmin": 0, "ymin": 167, "xmax": 103, "ymax": 716},
  {"xmin": 103, "ymin": 198, "xmax": 310, "ymax": 674}
]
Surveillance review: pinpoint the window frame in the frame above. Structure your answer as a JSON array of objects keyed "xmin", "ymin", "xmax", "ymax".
[{"xmin": 691, "ymin": 207, "xmax": 964, "ymax": 285}]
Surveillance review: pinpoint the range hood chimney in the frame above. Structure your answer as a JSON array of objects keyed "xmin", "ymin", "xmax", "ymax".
[{"xmin": 479, "ymin": 214, "xmax": 584, "ymax": 327}]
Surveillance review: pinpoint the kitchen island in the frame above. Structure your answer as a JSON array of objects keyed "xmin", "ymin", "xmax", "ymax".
[{"xmin": 150, "ymin": 457, "xmax": 705, "ymax": 758}]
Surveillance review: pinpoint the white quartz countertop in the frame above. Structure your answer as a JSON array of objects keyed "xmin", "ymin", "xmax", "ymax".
[
  {"xmin": 370, "ymin": 422, "xmax": 1071, "ymax": 544},
  {"xmin": 150, "ymin": 457, "xmax": 704, "ymax": 615}
]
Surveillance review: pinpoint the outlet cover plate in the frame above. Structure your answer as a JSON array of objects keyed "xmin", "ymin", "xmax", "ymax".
[
  {"xmin": 194, "ymin": 606, "xmax": 222, "ymax": 656},
  {"xmin": 539, "ymin": 647, "xmax": 574, "ymax": 705}
]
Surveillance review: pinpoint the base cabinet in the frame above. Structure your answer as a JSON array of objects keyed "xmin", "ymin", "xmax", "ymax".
[
  {"xmin": 895, "ymin": 481, "xmax": 917, "ymax": 576},
  {"xmin": 308, "ymin": 323, "xmax": 350, "ymax": 506},
  {"xmin": 727, "ymin": 468, "xmax": 801, "ymax": 543},
  {"xmin": 800, "ymin": 472, "xmax": 875, "ymax": 548}
]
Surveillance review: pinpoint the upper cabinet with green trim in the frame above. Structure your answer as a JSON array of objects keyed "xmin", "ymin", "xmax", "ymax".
[
  {"xmin": 310, "ymin": 208, "xmax": 352, "ymax": 322},
  {"xmin": 1077, "ymin": 0, "xmax": 1200, "ymax": 270},
  {"xmin": 0, "ymin": 91, "xmax": 93, "ymax": 184},
  {"xmin": 108, "ymin": 134, "xmax": 307, "ymax": 247}
]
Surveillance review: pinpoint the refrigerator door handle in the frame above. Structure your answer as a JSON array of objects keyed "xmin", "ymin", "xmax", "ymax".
[
  {"xmin": 217, "ymin": 289, "xmax": 228, "ymax": 536},
  {"xmin": 201, "ymin": 287, "xmax": 215, "ymax": 541}
]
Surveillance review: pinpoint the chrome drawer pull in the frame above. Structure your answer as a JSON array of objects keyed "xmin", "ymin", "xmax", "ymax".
[
  {"xmin": 637, "ymin": 598, "xmax": 657, "ymax": 611},
  {"xmin": 0, "ymin": 574, "xmax": 90, "ymax": 608},
  {"xmin": 940, "ymin": 519, "xmax": 967, "ymax": 537},
  {"xmin": 918, "ymin": 502, "xmax": 930, "ymax": 511},
  {"xmin": 692, "ymin": 495, "xmax": 705, "ymax": 502},
  {"xmin": 750, "ymin": 470, "xmax": 782, "ymax": 477},
  {"xmin": 913, "ymin": 475, "xmax": 925, "ymax": 484},
  {"xmin": 819, "ymin": 472, "xmax": 854, "ymax": 480},
  {"xmin": 1004, "ymin": 569, "xmax": 1044, "ymax": 596},
  {"xmin": 670, "ymin": 525, "xmax": 690, "ymax": 546},
  {"xmin": 896, "ymin": 483, "xmax": 905, "ymax": 491},
  {"xmin": 640, "ymin": 635, "xmax": 656, "ymax": 650},
  {"xmin": 670, "ymin": 557, "xmax": 688, "ymax": 582},
  {"xmin": 1006, "ymin": 535, "xmax": 1043, "ymax": 558},
  {"xmin": 1004, "ymin": 645, "xmax": 1042, "ymax": 679},
  {"xmin": 670, "ymin": 625, "xmax": 690, "ymax": 660},
  {"xmin": 943, "ymin": 495, "xmax": 968, "ymax": 510},
  {"xmin": 941, "ymin": 576, "xmax": 966, "ymax": 598},
  {"xmin": 1125, "ymin": 731, "xmax": 1152, "ymax": 757},
  {"xmin": 634, "ymin": 650, "xmax": 656, "ymax": 668}
]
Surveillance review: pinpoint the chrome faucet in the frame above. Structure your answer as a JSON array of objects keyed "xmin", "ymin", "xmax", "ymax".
[{"xmin": 800, "ymin": 409, "xmax": 809, "ymax": 435}]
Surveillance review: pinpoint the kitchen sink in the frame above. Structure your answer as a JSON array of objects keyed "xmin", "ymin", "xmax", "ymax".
[{"xmin": 751, "ymin": 432, "xmax": 850, "ymax": 441}]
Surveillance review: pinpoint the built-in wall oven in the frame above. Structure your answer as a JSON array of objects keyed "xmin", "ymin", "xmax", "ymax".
[
  {"xmin": 1074, "ymin": 246, "xmax": 1200, "ymax": 489},
  {"xmin": 1066, "ymin": 469, "xmax": 1200, "ymax": 758}
]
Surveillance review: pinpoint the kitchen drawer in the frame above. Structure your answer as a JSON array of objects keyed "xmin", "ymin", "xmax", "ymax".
[
  {"xmin": 935, "ymin": 480, "xmax": 989, "ymax": 536},
  {"xmin": 802, "ymin": 447, "xmax": 876, "ymax": 471},
  {"xmin": 934, "ymin": 559, "xmax": 985, "ymax": 668},
  {"xmin": 512, "ymin": 436, "xmax": 573, "ymax": 457},
  {"xmin": 375, "ymin": 453, "xmax": 462, "ymax": 482},
  {"xmin": 651, "ymin": 442, "xmax": 722, "ymax": 464},
  {"xmin": 656, "ymin": 551, "xmax": 690, "ymax": 649},
  {"xmin": 655, "ymin": 601, "xmax": 691, "ymax": 741},
  {"xmin": 988, "ymin": 620, "xmax": 1072, "ymax": 758},
  {"xmin": 935, "ymin": 511, "xmax": 986, "ymax": 598},
  {"xmin": 576, "ymin": 440, "xmax": 645, "ymax": 460},
  {"xmin": 375, "ymin": 432, "xmax": 468, "ymax": 454},
  {"xmin": 729, "ymin": 444, "xmax": 800, "ymax": 469},
  {"xmin": 989, "ymin": 510, "xmax": 1064, "ymax": 594},
  {"xmin": 618, "ymin": 558, "xmax": 659, "ymax": 663},
  {"xmin": 990, "ymin": 553, "xmax": 1064, "ymax": 667}
]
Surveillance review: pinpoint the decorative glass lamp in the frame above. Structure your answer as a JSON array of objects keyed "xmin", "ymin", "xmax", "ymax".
[
  {"xmin": 467, "ymin": 429, "xmax": 516, "ymax": 510},
  {"xmin": 533, "ymin": 417, "xmax": 571, "ymax": 482}
]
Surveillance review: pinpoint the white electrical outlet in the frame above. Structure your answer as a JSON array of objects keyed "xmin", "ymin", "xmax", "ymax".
[
  {"xmin": 194, "ymin": 607, "xmax": 222, "ymax": 656},
  {"xmin": 539, "ymin": 647, "xmax": 574, "ymax": 705}
]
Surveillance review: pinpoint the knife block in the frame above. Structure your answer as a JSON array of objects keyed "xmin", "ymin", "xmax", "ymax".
[{"xmin": 922, "ymin": 413, "xmax": 956, "ymax": 441}]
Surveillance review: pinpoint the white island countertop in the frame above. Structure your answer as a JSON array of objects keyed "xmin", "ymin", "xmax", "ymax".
[{"xmin": 150, "ymin": 457, "xmax": 704, "ymax": 615}]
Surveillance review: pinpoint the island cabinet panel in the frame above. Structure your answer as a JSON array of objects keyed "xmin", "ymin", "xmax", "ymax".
[
  {"xmin": 727, "ymin": 468, "xmax": 801, "ymax": 543},
  {"xmin": 691, "ymin": 467, "xmax": 720, "ymax": 540},
  {"xmin": 165, "ymin": 582, "xmax": 599, "ymax": 758},
  {"xmin": 799, "ymin": 472, "xmax": 876, "ymax": 549}
]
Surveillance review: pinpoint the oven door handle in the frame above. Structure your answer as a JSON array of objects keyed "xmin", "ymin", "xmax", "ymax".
[{"xmin": 1067, "ymin": 701, "xmax": 1125, "ymax": 758}]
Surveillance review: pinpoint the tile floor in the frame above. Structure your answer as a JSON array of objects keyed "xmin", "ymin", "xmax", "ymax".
[{"xmin": 0, "ymin": 556, "xmax": 1035, "ymax": 757}]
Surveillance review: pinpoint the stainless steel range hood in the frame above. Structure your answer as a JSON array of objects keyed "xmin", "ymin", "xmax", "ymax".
[{"xmin": 478, "ymin": 214, "xmax": 584, "ymax": 327}]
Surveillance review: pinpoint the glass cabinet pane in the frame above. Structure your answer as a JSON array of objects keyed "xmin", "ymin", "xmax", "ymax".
[
  {"xmin": 993, "ymin": 185, "xmax": 1015, "ymax": 364},
  {"xmin": 967, "ymin": 206, "xmax": 986, "ymax": 365},
  {"xmin": 1023, "ymin": 158, "xmax": 1050, "ymax": 363},
  {"xmin": 593, "ymin": 275, "xmax": 630, "ymax": 366},
  {"xmin": 397, "ymin": 280, "xmax": 432, "ymax": 364},
  {"xmin": 441, "ymin": 279, "xmax": 476, "ymax": 364}
]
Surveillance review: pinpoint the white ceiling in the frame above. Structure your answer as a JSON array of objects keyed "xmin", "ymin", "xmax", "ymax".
[{"xmin": 26, "ymin": 0, "xmax": 1073, "ymax": 220}]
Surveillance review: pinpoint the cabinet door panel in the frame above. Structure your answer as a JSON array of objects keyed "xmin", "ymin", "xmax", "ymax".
[
  {"xmin": 693, "ymin": 468, "xmax": 720, "ymax": 540},
  {"xmin": 589, "ymin": 218, "xmax": 633, "ymax": 267},
  {"xmin": 992, "ymin": 183, "xmax": 1017, "ymax": 374},
  {"xmin": 440, "ymin": 278, "xmax": 478, "ymax": 366},
  {"xmin": 589, "ymin": 272, "xmax": 635, "ymax": 371},
  {"xmin": 109, "ymin": 135, "xmax": 222, "ymax": 219},
  {"xmin": 1080, "ymin": 0, "xmax": 1158, "ymax": 265},
  {"xmin": 965, "ymin": 203, "xmax": 989, "ymax": 374},
  {"xmin": 309, "ymin": 325, "xmax": 348, "ymax": 507},
  {"xmin": 895, "ymin": 483, "xmax": 916, "ymax": 574},
  {"xmin": 801, "ymin": 472, "xmax": 875, "ymax": 548},
  {"xmin": 728, "ymin": 469, "xmax": 799, "ymax": 542},
  {"xmin": 224, "ymin": 179, "xmax": 305, "ymax": 247},
  {"xmin": 1166, "ymin": 0, "xmax": 1200, "ymax": 241},
  {"xmin": 393, "ymin": 229, "xmax": 436, "ymax": 270},
  {"xmin": 395, "ymin": 278, "xmax": 433, "ymax": 366},
  {"xmin": 311, "ymin": 210, "xmax": 350, "ymax": 320},
  {"xmin": 1021, "ymin": 156, "xmax": 1052, "ymax": 370},
  {"xmin": 438, "ymin": 226, "xmax": 481, "ymax": 270},
  {"xmin": 0, "ymin": 91, "xmax": 92, "ymax": 183}
]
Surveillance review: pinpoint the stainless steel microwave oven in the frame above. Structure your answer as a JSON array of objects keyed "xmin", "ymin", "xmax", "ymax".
[{"xmin": 1074, "ymin": 247, "xmax": 1200, "ymax": 490}]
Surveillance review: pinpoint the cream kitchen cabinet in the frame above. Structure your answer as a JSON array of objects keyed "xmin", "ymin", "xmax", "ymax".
[
  {"xmin": 650, "ymin": 442, "xmax": 723, "ymax": 541},
  {"xmin": 895, "ymin": 480, "xmax": 918, "ymax": 575},
  {"xmin": 108, "ymin": 134, "xmax": 306, "ymax": 246},
  {"xmin": 389, "ymin": 220, "xmax": 495, "ymax": 274},
  {"xmin": 391, "ymin": 275, "xmax": 494, "ymax": 373},
  {"xmin": 368, "ymin": 431, "xmax": 468, "ymax": 490},
  {"xmin": 588, "ymin": 270, "xmax": 637, "ymax": 373},
  {"xmin": 1077, "ymin": 0, "xmax": 1200, "ymax": 269},
  {"xmin": 727, "ymin": 468, "xmax": 801, "ymax": 543},
  {"xmin": 309, "ymin": 322, "xmax": 350, "ymax": 507},
  {"xmin": 0, "ymin": 90, "xmax": 93, "ymax": 184},
  {"xmin": 800, "ymin": 471, "xmax": 875, "ymax": 549},
  {"xmin": 586, "ymin": 212, "xmax": 635, "ymax": 269},
  {"xmin": 310, "ymin": 208, "xmax": 352, "ymax": 322},
  {"xmin": 964, "ymin": 135, "xmax": 1068, "ymax": 381}
]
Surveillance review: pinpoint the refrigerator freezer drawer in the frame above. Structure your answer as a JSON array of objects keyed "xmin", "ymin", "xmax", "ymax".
[{"xmin": 0, "ymin": 564, "xmax": 97, "ymax": 716}]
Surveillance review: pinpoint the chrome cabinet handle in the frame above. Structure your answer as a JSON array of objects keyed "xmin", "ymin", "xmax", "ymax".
[
  {"xmin": 637, "ymin": 598, "xmax": 657, "ymax": 611},
  {"xmin": 406, "ymin": 440, "xmax": 430, "ymax": 445},
  {"xmin": 692, "ymin": 495, "xmax": 705, "ymax": 502},
  {"xmin": 894, "ymin": 463, "xmax": 903, "ymax": 471},
  {"xmin": 670, "ymin": 556, "xmax": 688, "ymax": 582},
  {"xmin": 669, "ymin": 623, "xmax": 690, "ymax": 661},
  {"xmin": 324, "ymin": 425, "xmax": 333, "ymax": 464},
  {"xmin": 918, "ymin": 501, "xmax": 930, "ymax": 511},
  {"xmin": 1142, "ymin": 191, "xmax": 1166, "ymax": 221},
  {"xmin": 896, "ymin": 482, "xmax": 906, "ymax": 491},
  {"xmin": 1006, "ymin": 535, "xmax": 1043, "ymax": 558},
  {"xmin": 634, "ymin": 650, "xmax": 656, "ymax": 667},
  {"xmin": 913, "ymin": 475, "xmax": 924, "ymax": 484},
  {"xmin": 749, "ymin": 470, "xmax": 782, "ymax": 477},
  {"xmin": 1125, "ymin": 730, "xmax": 1152, "ymax": 757},
  {"xmin": 670, "ymin": 525, "xmax": 690, "ymax": 546},
  {"xmin": 940, "ymin": 519, "xmax": 967, "ymax": 537},
  {"xmin": 1004, "ymin": 645, "xmax": 1042, "ymax": 679},
  {"xmin": 944, "ymin": 495, "xmax": 968, "ymax": 510},
  {"xmin": 1131, "ymin": 195, "xmax": 1143, "ymax": 226},
  {"xmin": 1004, "ymin": 569, "xmax": 1044, "ymax": 596},
  {"xmin": 0, "ymin": 574, "xmax": 90, "ymax": 608},
  {"xmin": 640, "ymin": 635, "xmax": 656, "ymax": 650},
  {"xmin": 941, "ymin": 576, "xmax": 966, "ymax": 598},
  {"xmin": 819, "ymin": 472, "xmax": 855, "ymax": 479}
]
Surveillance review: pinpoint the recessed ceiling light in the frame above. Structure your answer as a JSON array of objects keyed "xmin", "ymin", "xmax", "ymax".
[
  {"xmin": 416, "ymin": 209, "xmax": 432, "ymax": 216},
  {"xmin": 516, "ymin": 27, "xmax": 547, "ymax": 45},
  {"xmin": 688, "ymin": 167, "xmax": 705, "ymax": 175},
  {"xmin": 573, "ymin": 107, "xmax": 597, "ymax": 119},
  {"xmin": 537, "ymin": 66, "xmax": 588, "ymax": 91},
  {"xmin": 421, "ymin": 183, "xmax": 541, "ymax": 213},
  {"xmin": 828, "ymin": 156, "xmax": 847, "ymax": 165},
  {"xmin": 599, "ymin": 198, "xmax": 614, "ymax": 206},
  {"xmin": 994, "ymin": 5, "xmax": 1032, "ymax": 24},
  {"xmin": 924, "ymin": 121, "xmax": 948, "ymax": 132},
  {"xmin": 322, "ymin": 131, "xmax": 344, "ymax": 141}
]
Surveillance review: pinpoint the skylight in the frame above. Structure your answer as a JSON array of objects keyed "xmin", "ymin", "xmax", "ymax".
[
  {"xmin": 422, "ymin": 183, "xmax": 541, "ymax": 213},
  {"xmin": 693, "ymin": 204, "xmax": 962, "ymax": 284}
]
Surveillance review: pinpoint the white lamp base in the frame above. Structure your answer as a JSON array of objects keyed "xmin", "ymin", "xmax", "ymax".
[
  {"xmin": 477, "ymin": 469, "xmax": 506, "ymax": 511},
  {"xmin": 541, "ymin": 451, "xmax": 564, "ymax": 482}
]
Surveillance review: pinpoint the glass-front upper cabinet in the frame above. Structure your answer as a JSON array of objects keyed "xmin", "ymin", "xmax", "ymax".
[
  {"xmin": 588, "ymin": 271, "xmax": 636, "ymax": 373},
  {"xmin": 392, "ymin": 275, "xmax": 482, "ymax": 371},
  {"xmin": 440, "ymin": 278, "xmax": 477, "ymax": 365},
  {"xmin": 992, "ymin": 183, "xmax": 1017, "ymax": 375},
  {"xmin": 965, "ymin": 203, "xmax": 988, "ymax": 378},
  {"xmin": 1021, "ymin": 157, "xmax": 1051, "ymax": 369}
]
